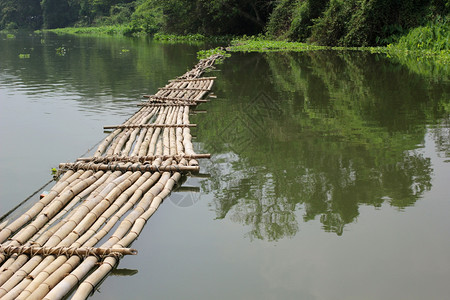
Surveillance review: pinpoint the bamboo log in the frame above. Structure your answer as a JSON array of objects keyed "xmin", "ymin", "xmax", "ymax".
[
  {"xmin": 9, "ymin": 171, "xmax": 150, "ymax": 299},
  {"xmin": 69, "ymin": 171, "xmax": 182, "ymax": 300},
  {"xmin": 0, "ymin": 245, "xmax": 137, "ymax": 257},
  {"xmin": 142, "ymin": 95, "xmax": 208, "ymax": 103},
  {"xmin": 158, "ymin": 87, "xmax": 210, "ymax": 91},
  {"xmin": 35, "ymin": 171, "xmax": 171, "ymax": 300},
  {"xmin": 0, "ymin": 170, "xmax": 80, "ymax": 244},
  {"xmin": 59, "ymin": 162, "xmax": 199, "ymax": 173},
  {"xmin": 169, "ymin": 76, "xmax": 216, "ymax": 82},
  {"xmin": 10, "ymin": 172, "xmax": 127, "ymax": 298},
  {"xmin": 103, "ymin": 123, "xmax": 197, "ymax": 129},
  {"xmin": 137, "ymin": 102, "xmax": 197, "ymax": 107},
  {"xmin": 76, "ymin": 154, "xmax": 211, "ymax": 163}
]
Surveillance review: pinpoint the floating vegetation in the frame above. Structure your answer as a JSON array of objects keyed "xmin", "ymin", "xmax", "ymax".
[
  {"xmin": 197, "ymin": 47, "xmax": 230, "ymax": 63},
  {"xmin": 56, "ymin": 46, "xmax": 67, "ymax": 56},
  {"xmin": 18, "ymin": 54, "xmax": 30, "ymax": 59},
  {"xmin": 121, "ymin": 48, "xmax": 130, "ymax": 53},
  {"xmin": 6, "ymin": 34, "xmax": 15, "ymax": 39},
  {"xmin": 154, "ymin": 33, "xmax": 205, "ymax": 42},
  {"xmin": 39, "ymin": 25, "xmax": 129, "ymax": 36}
]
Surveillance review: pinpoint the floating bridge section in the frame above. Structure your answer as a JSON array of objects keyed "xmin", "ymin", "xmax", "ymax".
[{"xmin": 0, "ymin": 54, "xmax": 223, "ymax": 299}]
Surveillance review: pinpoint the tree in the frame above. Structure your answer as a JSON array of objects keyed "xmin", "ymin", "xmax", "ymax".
[
  {"xmin": 0, "ymin": 0, "xmax": 42, "ymax": 29},
  {"xmin": 41, "ymin": 0, "xmax": 78, "ymax": 28}
]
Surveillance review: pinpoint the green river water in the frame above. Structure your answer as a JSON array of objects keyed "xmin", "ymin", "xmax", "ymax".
[{"xmin": 0, "ymin": 32, "xmax": 449, "ymax": 300}]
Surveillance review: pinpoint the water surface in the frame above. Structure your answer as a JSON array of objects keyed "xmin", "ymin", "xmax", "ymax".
[{"xmin": 1, "ymin": 33, "xmax": 449, "ymax": 300}]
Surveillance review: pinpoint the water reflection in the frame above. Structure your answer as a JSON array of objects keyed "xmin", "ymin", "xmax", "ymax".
[
  {"xmin": 0, "ymin": 31, "xmax": 205, "ymax": 117},
  {"xmin": 197, "ymin": 51, "xmax": 449, "ymax": 240}
]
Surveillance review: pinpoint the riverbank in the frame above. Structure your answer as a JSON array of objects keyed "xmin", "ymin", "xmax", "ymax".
[
  {"xmin": 24, "ymin": 24, "xmax": 449, "ymax": 81},
  {"xmin": 34, "ymin": 25, "xmax": 130, "ymax": 36},
  {"xmin": 227, "ymin": 37, "xmax": 449, "ymax": 81}
]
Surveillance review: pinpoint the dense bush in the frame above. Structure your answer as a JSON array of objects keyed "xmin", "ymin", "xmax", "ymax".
[
  {"xmin": 124, "ymin": 0, "xmax": 163, "ymax": 35},
  {"xmin": 267, "ymin": 0, "xmax": 449, "ymax": 46},
  {"xmin": 265, "ymin": 0, "xmax": 298, "ymax": 39},
  {"xmin": 289, "ymin": 0, "xmax": 328, "ymax": 41},
  {"xmin": 308, "ymin": 0, "xmax": 354, "ymax": 45},
  {"xmin": 396, "ymin": 16, "xmax": 449, "ymax": 51}
]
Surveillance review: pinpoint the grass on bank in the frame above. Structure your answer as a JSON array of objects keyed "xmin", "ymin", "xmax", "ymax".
[
  {"xmin": 227, "ymin": 36, "xmax": 449, "ymax": 63},
  {"xmin": 36, "ymin": 25, "xmax": 130, "ymax": 36}
]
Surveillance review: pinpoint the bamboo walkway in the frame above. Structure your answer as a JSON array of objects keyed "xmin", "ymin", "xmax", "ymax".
[{"xmin": 0, "ymin": 54, "xmax": 224, "ymax": 299}]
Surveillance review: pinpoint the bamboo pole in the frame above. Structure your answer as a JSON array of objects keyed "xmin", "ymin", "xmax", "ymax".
[
  {"xmin": 30, "ymin": 170, "xmax": 171, "ymax": 300},
  {"xmin": 169, "ymin": 76, "xmax": 216, "ymax": 82},
  {"xmin": 8, "ymin": 171, "xmax": 153, "ymax": 299},
  {"xmin": 59, "ymin": 162, "xmax": 199, "ymax": 173},
  {"xmin": 158, "ymin": 87, "xmax": 211, "ymax": 91},
  {"xmin": 76, "ymin": 154, "xmax": 211, "ymax": 163},
  {"xmin": 103, "ymin": 123, "xmax": 197, "ymax": 129},
  {"xmin": 138, "ymin": 102, "xmax": 198, "ymax": 107},
  {"xmin": 56, "ymin": 171, "xmax": 179, "ymax": 300},
  {"xmin": 0, "ymin": 170, "xmax": 117, "ymax": 294},
  {"xmin": 0, "ymin": 170, "xmax": 79, "ymax": 244},
  {"xmin": 143, "ymin": 95, "xmax": 208, "ymax": 103},
  {"xmin": 0, "ymin": 245, "xmax": 137, "ymax": 257}
]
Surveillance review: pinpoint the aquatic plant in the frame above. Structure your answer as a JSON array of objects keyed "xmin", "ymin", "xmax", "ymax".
[
  {"xmin": 56, "ymin": 46, "xmax": 67, "ymax": 56},
  {"xmin": 197, "ymin": 47, "xmax": 230, "ymax": 63}
]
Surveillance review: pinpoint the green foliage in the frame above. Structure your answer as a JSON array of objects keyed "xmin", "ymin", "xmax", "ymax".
[
  {"xmin": 146, "ymin": 0, "xmax": 274, "ymax": 36},
  {"xmin": 2, "ymin": 0, "xmax": 449, "ymax": 50},
  {"xmin": 289, "ymin": 0, "xmax": 328, "ymax": 41},
  {"xmin": 18, "ymin": 53, "xmax": 31, "ymax": 58},
  {"xmin": 125, "ymin": 0, "xmax": 163, "ymax": 36},
  {"xmin": 154, "ymin": 33, "xmax": 205, "ymax": 41},
  {"xmin": 309, "ymin": 0, "xmax": 443, "ymax": 47},
  {"xmin": 96, "ymin": 3, "xmax": 136, "ymax": 25},
  {"xmin": 56, "ymin": 46, "xmax": 67, "ymax": 56},
  {"xmin": 265, "ymin": 0, "xmax": 298, "ymax": 39},
  {"xmin": 151, "ymin": 32, "xmax": 233, "ymax": 44},
  {"xmin": 395, "ymin": 16, "xmax": 449, "ymax": 51},
  {"xmin": 196, "ymin": 47, "xmax": 230, "ymax": 62},
  {"xmin": 229, "ymin": 36, "xmax": 328, "ymax": 52},
  {"xmin": 266, "ymin": 0, "xmax": 448, "ymax": 47},
  {"xmin": 41, "ymin": 0, "xmax": 78, "ymax": 29},
  {"xmin": 309, "ymin": 0, "xmax": 353, "ymax": 45},
  {"xmin": 266, "ymin": 0, "xmax": 329, "ymax": 42},
  {"xmin": 0, "ymin": 0, "xmax": 42, "ymax": 30},
  {"xmin": 42, "ymin": 25, "xmax": 130, "ymax": 36}
]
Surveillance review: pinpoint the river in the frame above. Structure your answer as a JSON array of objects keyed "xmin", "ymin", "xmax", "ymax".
[{"xmin": 0, "ymin": 31, "xmax": 449, "ymax": 300}]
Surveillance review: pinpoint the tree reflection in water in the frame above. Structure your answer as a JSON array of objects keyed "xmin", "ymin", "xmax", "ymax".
[{"xmin": 195, "ymin": 51, "xmax": 448, "ymax": 240}]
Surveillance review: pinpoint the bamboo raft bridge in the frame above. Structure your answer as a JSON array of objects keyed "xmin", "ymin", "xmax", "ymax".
[{"xmin": 0, "ymin": 54, "xmax": 224, "ymax": 299}]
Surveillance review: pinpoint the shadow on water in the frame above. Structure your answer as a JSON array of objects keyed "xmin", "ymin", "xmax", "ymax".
[{"xmin": 195, "ymin": 50, "xmax": 449, "ymax": 240}]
